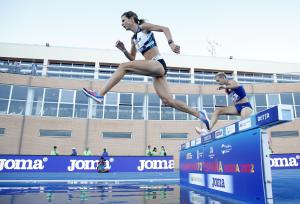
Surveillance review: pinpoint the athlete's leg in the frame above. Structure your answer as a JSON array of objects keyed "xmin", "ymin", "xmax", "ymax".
[
  {"xmin": 153, "ymin": 76, "xmax": 199, "ymax": 118},
  {"xmin": 99, "ymin": 60, "xmax": 164, "ymax": 96},
  {"xmin": 210, "ymin": 106, "xmax": 239, "ymax": 130},
  {"xmin": 240, "ymin": 107, "xmax": 253, "ymax": 119}
]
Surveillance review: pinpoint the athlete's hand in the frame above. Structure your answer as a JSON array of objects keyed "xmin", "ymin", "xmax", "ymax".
[
  {"xmin": 217, "ymin": 85, "xmax": 226, "ymax": 90},
  {"xmin": 115, "ymin": 40, "xmax": 126, "ymax": 52},
  {"xmin": 170, "ymin": 43, "xmax": 180, "ymax": 54}
]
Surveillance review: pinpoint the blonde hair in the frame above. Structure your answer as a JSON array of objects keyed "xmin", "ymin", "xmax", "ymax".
[{"xmin": 215, "ymin": 72, "xmax": 227, "ymax": 79}]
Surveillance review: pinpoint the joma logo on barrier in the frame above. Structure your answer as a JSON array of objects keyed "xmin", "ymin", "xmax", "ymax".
[
  {"xmin": 67, "ymin": 160, "xmax": 98, "ymax": 171},
  {"xmin": 137, "ymin": 160, "xmax": 174, "ymax": 171},
  {"xmin": 270, "ymin": 155, "xmax": 299, "ymax": 168},
  {"xmin": 0, "ymin": 158, "xmax": 47, "ymax": 171},
  {"xmin": 212, "ymin": 178, "xmax": 225, "ymax": 188}
]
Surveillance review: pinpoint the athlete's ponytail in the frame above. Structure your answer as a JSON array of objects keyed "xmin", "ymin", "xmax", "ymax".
[{"xmin": 121, "ymin": 11, "xmax": 146, "ymax": 25}]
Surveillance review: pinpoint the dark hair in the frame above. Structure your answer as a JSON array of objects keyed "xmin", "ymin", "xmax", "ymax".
[{"xmin": 121, "ymin": 11, "xmax": 145, "ymax": 25}]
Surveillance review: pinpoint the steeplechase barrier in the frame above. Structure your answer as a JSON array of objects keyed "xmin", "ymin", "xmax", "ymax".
[{"xmin": 180, "ymin": 105, "xmax": 294, "ymax": 204}]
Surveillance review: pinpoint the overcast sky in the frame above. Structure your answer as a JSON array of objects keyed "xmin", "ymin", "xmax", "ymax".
[{"xmin": 1, "ymin": 0, "xmax": 300, "ymax": 68}]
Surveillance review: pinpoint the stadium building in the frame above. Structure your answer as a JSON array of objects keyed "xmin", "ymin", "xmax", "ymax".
[{"xmin": 0, "ymin": 42, "xmax": 300, "ymax": 167}]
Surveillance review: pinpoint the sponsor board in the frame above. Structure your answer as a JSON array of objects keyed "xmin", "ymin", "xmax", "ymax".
[
  {"xmin": 191, "ymin": 140, "xmax": 196, "ymax": 147},
  {"xmin": 207, "ymin": 174, "xmax": 233, "ymax": 194},
  {"xmin": 225, "ymin": 124, "xmax": 236, "ymax": 136},
  {"xmin": 189, "ymin": 191, "xmax": 206, "ymax": 204},
  {"xmin": 196, "ymin": 137, "xmax": 202, "ymax": 145},
  {"xmin": 202, "ymin": 133, "xmax": 214, "ymax": 143},
  {"xmin": 0, "ymin": 156, "xmax": 174, "ymax": 173},
  {"xmin": 180, "ymin": 128, "xmax": 267, "ymax": 203},
  {"xmin": 215, "ymin": 129, "xmax": 224, "ymax": 139},
  {"xmin": 256, "ymin": 106, "xmax": 278, "ymax": 127},
  {"xmin": 270, "ymin": 154, "xmax": 300, "ymax": 169},
  {"xmin": 238, "ymin": 118, "xmax": 251, "ymax": 131},
  {"xmin": 185, "ymin": 142, "xmax": 190, "ymax": 149},
  {"xmin": 189, "ymin": 173, "xmax": 205, "ymax": 187}
]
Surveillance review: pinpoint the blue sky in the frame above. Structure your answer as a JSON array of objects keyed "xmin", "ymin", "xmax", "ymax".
[{"xmin": 0, "ymin": 0, "xmax": 300, "ymax": 65}]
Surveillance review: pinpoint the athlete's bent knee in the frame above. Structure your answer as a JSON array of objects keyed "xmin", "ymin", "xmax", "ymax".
[
  {"xmin": 215, "ymin": 108, "xmax": 225, "ymax": 115},
  {"xmin": 161, "ymin": 97, "xmax": 174, "ymax": 107}
]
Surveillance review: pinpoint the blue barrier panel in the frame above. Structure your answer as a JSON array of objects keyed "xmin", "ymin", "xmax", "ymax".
[
  {"xmin": 180, "ymin": 128, "xmax": 266, "ymax": 203},
  {"xmin": 0, "ymin": 155, "xmax": 174, "ymax": 173},
  {"xmin": 180, "ymin": 105, "xmax": 294, "ymax": 204},
  {"xmin": 270, "ymin": 153, "xmax": 300, "ymax": 169}
]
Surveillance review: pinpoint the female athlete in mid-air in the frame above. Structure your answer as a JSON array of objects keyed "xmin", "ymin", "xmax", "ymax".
[{"xmin": 83, "ymin": 11, "xmax": 204, "ymax": 123}]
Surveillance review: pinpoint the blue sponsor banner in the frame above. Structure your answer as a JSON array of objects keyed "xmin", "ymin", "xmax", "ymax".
[
  {"xmin": 180, "ymin": 128, "xmax": 266, "ymax": 203},
  {"xmin": 270, "ymin": 153, "xmax": 300, "ymax": 169},
  {"xmin": 0, "ymin": 155, "xmax": 174, "ymax": 173},
  {"xmin": 256, "ymin": 106, "xmax": 279, "ymax": 127}
]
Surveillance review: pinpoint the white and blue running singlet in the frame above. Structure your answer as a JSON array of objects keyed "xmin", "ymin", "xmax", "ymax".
[{"xmin": 132, "ymin": 27, "xmax": 157, "ymax": 55}]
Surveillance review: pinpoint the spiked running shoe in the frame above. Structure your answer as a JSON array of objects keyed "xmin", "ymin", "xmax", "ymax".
[
  {"xmin": 199, "ymin": 110, "xmax": 210, "ymax": 130},
  {"xmin": 82, "ymin": 88, "xmax": 104, "ymax": 103}
]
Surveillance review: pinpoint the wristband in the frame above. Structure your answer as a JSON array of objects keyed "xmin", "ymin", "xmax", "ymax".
[{"xmin": 168, "ymin": 40, "xmax": 174, "ymax": 45}]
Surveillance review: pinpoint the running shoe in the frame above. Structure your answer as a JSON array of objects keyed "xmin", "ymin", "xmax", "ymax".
[
  {"xmin": 195, "ymin": 127, "xmax": 208, "ymax": 136},
  {"xmin": 199, "ymin": 110, "xmax": 210, "ymax": 130},
  {"xmin": 82, "ymin": 88, "xmax": 104, "ymax": 103}
]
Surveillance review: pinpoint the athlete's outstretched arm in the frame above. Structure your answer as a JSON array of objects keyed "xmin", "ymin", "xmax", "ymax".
[
  {"xmin": 115, "ymin": 40, "xmax": 137, "ymax": 61},
  {"xmin": 140, "ymin": 23, "xmax": 180, "ymax": 54}
]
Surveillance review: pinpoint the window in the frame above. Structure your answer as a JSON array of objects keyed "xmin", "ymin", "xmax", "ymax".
[
  {"xmin": 294, "ymin": 93, "xmax": 300, "ymax": 105},
  {"xmin": 8, "ymin": 85, "xmax": 27, "ymax": 115},
  {"xmin": 255, "ymin": 94, "xmax": 267, "ymax": 106},
  {"xmin": 0, "ymin": 84, "xmax": 11, "ymax": 99},
  {"xmin": 133, "ymin": 93, "xmax": 144, "ymax": 119},
  {"xmin": 268, "ymin": 94, "xmax": 279, "ymax": 107},
  {"xmin": 43, "ymin": 103, "xmax": 58, "ymax": 117},
  {"xmin": 75, "ymin": 90, "xmax": 88, "ymax": 118},
  {"xmin": 44, "ymin": 88, "xmax": 59, "ymax": 102},
  {"xmin": 271, "ymin": 131, "xmax": 299, "ymax": 137},
  {"xmin": 175, "ymin": 95, "xmax": 187, "ymax": 120},
  {"xmin": 58, "ymin": 90, "xmax": 74, "ymax": 117},
  {"xmin": 280, "ymin": 93, "xmax": 295, "ymax": 117},
  {"xmin": 0, "ymin": 99, "xmax": 8, "ymax": 114},
  {"xmin": 148, "ymin": 93, "xmax": 160, "ymax": 120},
  {"xmin": 0, "ymin": 128, "xmax": 5, "ymax": 135},
  {"xmin": 161, "ymin": 133, "xmax": 188, "ymax": 139},
  {"xmin": 104, "ymin": 92, "xmax": 118, "ymax": 119},
  {"xmin": 42, "ymin": 88, "xmax": 59, "ymax": 117},
  {"xmin": 9, "ymin": 101, "xmax": 25, "ymax": 115},
  {"xmin": 11, "ymin": 86, "xmax": 27, "ymax": 100},
  {"xmin": 102, "ymin": 132, "xmax": 131, "ymax": 139},
  {"xmin": 280, "ymin": 93, "xmax": 293, "ymax": 105},
  {"xmin": 215, "ymin": 95, "xmax": 228, "ymax": 120},
  {"xmin": 188, "ymin": 94, "xmax": 198, "ymax": 120},
  {"xmin": 119, "ymin": 93, "xmax": 132, "ymax": 119},
  {"xmin": 40, "ymin": 130, "xmax": 72, "ymax": 137},
  {"xmin": 161, "ymin": 105, "xmax": 173, "ymax": 120},
  {"xmin": 202, "ymin": 95, "xmax": 214, "ymax": 118},
  {"xmin": 75, "ymin": 90, "xmax": 88, "ymax": 104},
  {"xmin": 255, "ymin": 94, "xmax": 267, "ymax": 113}
]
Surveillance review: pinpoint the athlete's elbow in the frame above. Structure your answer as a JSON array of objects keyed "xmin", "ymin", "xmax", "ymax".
[{"xmin": 162, "ymin": 26, "xmax": 170, "ymax": 33}]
